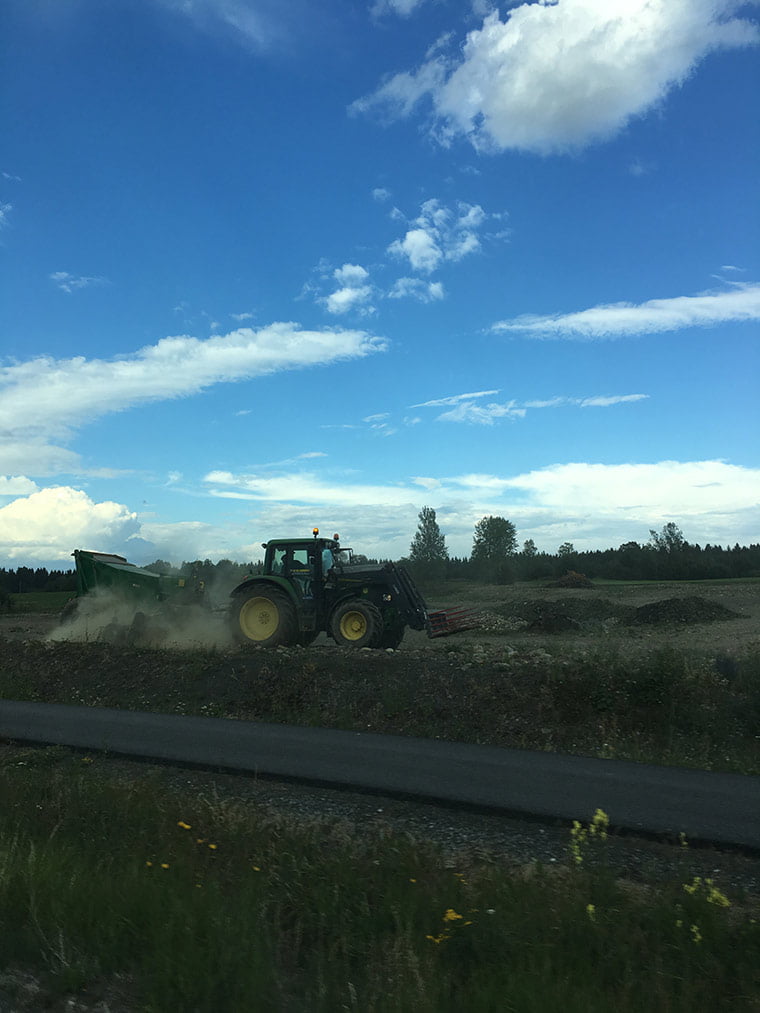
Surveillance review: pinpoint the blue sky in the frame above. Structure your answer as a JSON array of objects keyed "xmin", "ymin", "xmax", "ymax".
[{"xmin": 1, "ymin": 0, "xmax": 758, "ymax": 568}]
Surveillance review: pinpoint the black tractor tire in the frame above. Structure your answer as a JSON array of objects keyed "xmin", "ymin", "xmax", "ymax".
[
  {"xmin": 379, "ymin": 621, "xmax": 406, "ymax": 650},
  {"xmin": 330, "ymin": 600, "xmax": 383, "ymax": 649},
  {"xmin": 232, "ymin": 585, "xmax": 298, "ymax": 648}
]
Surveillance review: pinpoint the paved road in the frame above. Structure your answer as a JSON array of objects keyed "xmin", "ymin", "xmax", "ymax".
[{"xmin": 1, "ymin": 700, "xmax": 758, "ymax": 850}]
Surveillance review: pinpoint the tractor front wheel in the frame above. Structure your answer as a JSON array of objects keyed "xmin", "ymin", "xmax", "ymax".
[
  {"xmin": 233, "ymin": 587, "xmax": 298, "ymax": 648},
  {"xmin": 330, "ymin": 600, "xmax": 382, "ymax": 649}
]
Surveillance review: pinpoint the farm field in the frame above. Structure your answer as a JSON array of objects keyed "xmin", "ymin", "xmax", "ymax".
[
  {"xmin": 1, "ymin": 579, "xmax": 759, "ymax": 1010},
  {"xmin": 1, "ymin": 578, "xmax": 759, "ymax": 775}
]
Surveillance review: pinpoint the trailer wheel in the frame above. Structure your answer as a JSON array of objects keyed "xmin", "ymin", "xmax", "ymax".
[
  {"xmin": 330, "ymin": 600, "xmax": 383, "ymax": 649},
  {"xmin": 233, "ymin": 587, "xmax": 298, "ymax": 647}
]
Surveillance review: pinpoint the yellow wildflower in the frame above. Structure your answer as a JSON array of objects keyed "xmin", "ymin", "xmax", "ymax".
[
  {"xmin": 586, "ymin": 904, "xmax": 596, "ymax": 921},
  {"xmin": 160, "ymin": 863, "xmax": 170, "ymax": 870},
  {"xmin": 705, "ymin": 880, "xmax": 730, "ymax": 907},
  {"xmin": 683, "ymin": 877, "xmax": 702, "ymax": 895},
  {"xmin": 443, "ymin": 908, "xmax": 463, "ymax": 922},
  {"xmin": 177, "ymin": 821, "xmax": 192, "ymax": 830},
  {"xmin": 208, "ymin": 843, "xmax": 217, "ymax": 851}
]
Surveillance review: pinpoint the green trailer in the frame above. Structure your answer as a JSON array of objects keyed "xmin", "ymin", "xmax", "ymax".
[{"xmin": 62, "ymin": 549, "xmax": 205, "ymax": 642}]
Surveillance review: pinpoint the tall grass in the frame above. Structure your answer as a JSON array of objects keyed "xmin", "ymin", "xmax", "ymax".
[{"xmin": 1, "ymin": 748, "xmax": 758, "ymax": 1011}]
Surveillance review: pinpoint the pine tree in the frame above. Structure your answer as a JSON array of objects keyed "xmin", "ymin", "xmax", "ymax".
[{"xmin": 409, "ymin": 507, "xmax": 448, "ymax": 565}]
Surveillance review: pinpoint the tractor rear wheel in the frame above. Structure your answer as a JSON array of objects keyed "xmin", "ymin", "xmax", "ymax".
[
  {"xmin": 233, "ymin": 586, "xmax": 298, "ymax": 647},
  {"xmin": 330, "ymin": 600, "xmax": 383, "ymax": 649}
]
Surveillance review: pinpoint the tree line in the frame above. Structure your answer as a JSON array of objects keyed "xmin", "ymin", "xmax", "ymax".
[
  {"xmin": 402, "ymin": 509, "xmax": 760, "ymax": 583},
  {"xmin": 1, "ymin": 516, "xmax": 759, "ymax": 593}
]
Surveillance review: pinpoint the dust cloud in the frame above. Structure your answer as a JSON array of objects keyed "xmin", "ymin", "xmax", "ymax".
[{"xmin": 48, "ymin": 587, "xmax": 237, "ymax": 650}]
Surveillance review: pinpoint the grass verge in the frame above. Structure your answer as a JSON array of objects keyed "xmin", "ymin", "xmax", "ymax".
[{"xmin": 1, "ymin": 747, "xmax": 759, "ymax": 1012}]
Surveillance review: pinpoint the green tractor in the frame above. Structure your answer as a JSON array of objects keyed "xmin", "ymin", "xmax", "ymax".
[
  {"xmin": 64, "ymin": 531, "xmax": 479, "ymax": 649},
  {"xmin": 229, "ymin": 529, "xmax": 479, "ymax": 650}
]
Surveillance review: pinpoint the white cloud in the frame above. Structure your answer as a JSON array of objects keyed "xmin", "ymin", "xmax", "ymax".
[
  {"xmin": 0, "ymin": 322, "xmax": 387, "ymax": 477},
  {"xmin": 230, "ymin": 311, "xmax": 255, "ymax": 321},
  {"xmin": 201, "ymin": 458, "xmax": 760, "ymax": 556},
  {"xmin": 0, "ymin": 439, "xmax": 83, "ymax": 478},
  {"xmin": 388, "ymin": 277, "xmax": 445, "ymax": 302},
  {"xmin": 6, "ymin": 459, "xmax": 754, "ymax": 566},
  {"xmin": 388, "ymin": 199, "xmax": 491, "ymax": 274},
  {"xmin": 411, "ymin": 390, "xmax": 648, "ymax": 421},
  {"xmin": 49, "ymin": 271, "xmax": 109, "ymax": 294},
  {"xmin": 438, "ymin": 400, "xmax": 527, "ymax": 424},
  {"xmin": 353, "ymin": 0, "xmax": 760, "ymax": 154},
  {"xmin": 412, "ymin": 389, "xmax": 500, "ymax": 408},
  {"xmin": 0, "ymin": 203, "xmax": 12, "ymax": 229},
  {"xmin": 503, "ymin": 460, "xmax": 760, "ymax": 520},
  {"xmin": 323, "ymin": 264, "xmax": 375, "ymax": 315},
  {"xmin": 371, "ymin": 0, "xmax": 428, "ymax": 17},
  {"xmin": 0, "ymin": 487, "xmax": 139, "ymax": 563},
  {"xmin": 579, "ymin": 394, "xmax": 649, "ymax": 408},
  {"xmin": 372, "ymin": 187, "xmax": 391, "ymax": 201},
  {"xmin": 156, "ymin": 0, "xmax": 287, "ymax": 51},
  {"xmin": 0, "ymin": 476, "xmax": 38, "ymax": 498},
  {"xmin": 492, "ymin": 283, "xmax": 760, "ymax": 339}
]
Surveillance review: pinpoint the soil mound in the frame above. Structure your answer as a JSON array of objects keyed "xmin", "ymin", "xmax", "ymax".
[{"xmin": 632, "ymin": 596, "xmax": 741, "ymax": 626}]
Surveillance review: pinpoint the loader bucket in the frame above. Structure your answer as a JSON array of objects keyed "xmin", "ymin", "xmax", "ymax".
[{"xmin": 426, "ymin": 606, "xmax": 482, "ymax": 638}]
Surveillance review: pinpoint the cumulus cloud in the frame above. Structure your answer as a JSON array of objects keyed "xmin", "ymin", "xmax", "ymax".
[
  {"xmin": 324, "ymin": 264, "xmax": 375, "ymax": 315},
  {"xmin": 388, "ymin": 277, "xmax": 444, "ymax": 302},
  {"xmin": 388, "ymin": 199, "xmax": 490, "ymax": 274},
  {"xmin": 492, "ymin": 282, "xmax": 760, "ymax": 339},
  {"xmin": 0, "ymin": 487, "xmax": 140, "ymax": 563},
  {"xmin": 49, "ymin": 271, "xmax": 109, "ymax": 293},
  {"xmin": 352, "ymin": 0, "xmax": 760, "ymax": 154},
  {"xmin": 0, "ymin": 323, "xmax": 386, "ymax": 478}
]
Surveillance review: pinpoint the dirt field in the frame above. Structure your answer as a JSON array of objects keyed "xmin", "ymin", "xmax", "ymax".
[{"xmin": 1, "ymin": 579, "xmax": 758, "ymax": 657}]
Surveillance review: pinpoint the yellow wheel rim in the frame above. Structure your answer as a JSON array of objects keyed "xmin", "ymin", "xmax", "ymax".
[
  {"xmin": 339, "ymin": 609, "xmax": 367, "ymax": 642},
  {"xmin": 239, "ymin": 596, "xmax": 279, "ymax": 641}
]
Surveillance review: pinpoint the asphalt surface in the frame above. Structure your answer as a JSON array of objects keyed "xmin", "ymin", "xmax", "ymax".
[{"xmin": 1, "ymin": 700, "xmax": 758, "ymax": 850}]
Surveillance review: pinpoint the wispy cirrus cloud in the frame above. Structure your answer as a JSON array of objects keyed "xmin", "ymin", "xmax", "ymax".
[
  {"xmin": 411, "ymin": 389, "xmax": 648, "ymax": 424},
  {"xmin": 411, "ymin": 390, "xmax": 500, "ymax": 408},
  {"xmin": 0, "ymin": 323, "xmax": 387, "ymax": 476},
  {"xmin": 492, "ymin": 283, "xmax": 760, "ymax": 340},
  {"xmin": 49, "ymin": 271, "xmax": 109, "ymax": 294},
  {"xmin": 155, "ymin": 0, "xmax": 288, "ymax": 51},
  {"xmin": 352, "ymin": 0, "xmax": 759, "ymax": 155},
  {"xmin": 371, "ymin": 0, "xmax": 428, "ymax": 17}
]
